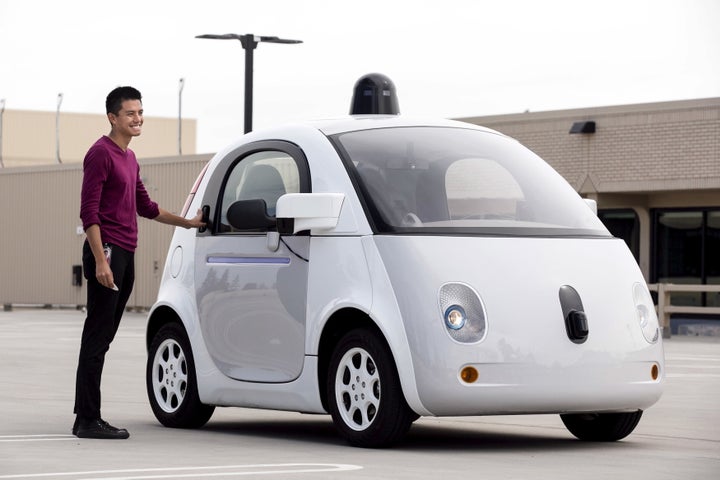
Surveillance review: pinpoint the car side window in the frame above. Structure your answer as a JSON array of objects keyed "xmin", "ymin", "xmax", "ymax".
[{"xmin": 218, "ymin": 151, "xmax": 301, "ymax": 232}]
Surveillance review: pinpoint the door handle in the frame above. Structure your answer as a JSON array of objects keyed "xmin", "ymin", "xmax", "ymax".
[{"xmin": 199, "ymin": 205, "xmax": 211, "ymax": 233}]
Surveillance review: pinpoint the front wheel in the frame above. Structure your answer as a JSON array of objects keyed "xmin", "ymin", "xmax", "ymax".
[
  {"xmin": 561, "ymin": 411, "xmax": 643, "ymax": 441},
  {"xmin": 146, "ymin": 323, "xmax": 214, "ymax": 428},
  {"xmin": 326, "ymin": 329, "xmax": 418, "ymax": 448}
]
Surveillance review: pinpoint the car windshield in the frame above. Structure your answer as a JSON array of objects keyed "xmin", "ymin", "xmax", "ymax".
[{"xmin": 330, "ymin": 126, "xmax": 611, "ymax": 237}]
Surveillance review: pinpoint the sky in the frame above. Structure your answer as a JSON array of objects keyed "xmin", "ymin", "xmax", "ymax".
[{"xmin": 1, "ymin": 0, "xmax": 719, "ymax": 154}]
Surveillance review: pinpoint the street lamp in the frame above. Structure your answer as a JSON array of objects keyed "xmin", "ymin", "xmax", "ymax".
[
  {"xmin": 0, "ymin": 98, "xmax": 5, "ymax": 168},
  {"xmin": 56, "ymin": 93, "xmax": 63, "ymax": 164},
  {"xmin": 178, "ymin": 78, "xmax": 185, "ymax": 156},
  {"xmin": 195, "ymin": 33, "xmax": 302, "ymax": 133}
]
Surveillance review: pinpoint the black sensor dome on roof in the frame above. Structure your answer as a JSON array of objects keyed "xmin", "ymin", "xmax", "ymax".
[{"xmin": 350, "ymin": 73, "xmax": 400, "ymax": 115}]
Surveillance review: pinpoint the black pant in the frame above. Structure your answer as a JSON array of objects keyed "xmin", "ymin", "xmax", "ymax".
[{"xmin": 73, "ymin": 241, "xmax": 134, "ymax": 421}]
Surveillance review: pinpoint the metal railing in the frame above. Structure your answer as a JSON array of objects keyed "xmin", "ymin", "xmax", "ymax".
[{"xmin": 647, "ymin": 283, "xmax": 720, "ymax": 337}]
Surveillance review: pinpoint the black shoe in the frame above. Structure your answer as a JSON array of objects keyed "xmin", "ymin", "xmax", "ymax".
[
  {"xmin": 72, "ymin": 416, "xmax": 79, "ymax": 436},
  {"xmin": 75, "ymin": 418, "xmax": 130, "ymax": 439}
]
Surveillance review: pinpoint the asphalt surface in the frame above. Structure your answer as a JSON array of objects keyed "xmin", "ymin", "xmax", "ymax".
[{"xmin": 1, "ymin": 308, "xmax": 718, "ymax": 479}]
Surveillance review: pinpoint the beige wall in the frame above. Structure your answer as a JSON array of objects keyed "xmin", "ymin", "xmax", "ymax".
[
  {"xmin": 459, "ymin": 98, "xmax": 720, "ymax": 280},
  {"xmin": 1, "ymin": 98, "xmax": 718, "ymax": 308},
  {"xmin": 458, "ymin": 98, "xmax": 720, "ymax": 195},
  {"xmin": 1, "ymin": 109, "xmax": 197, "ymax": 168},
  {"xmin": 459, "ymin": 98, "xmax": 720, "ymax": 279},
  {"xmin": 0, "ymin": 155, "xmax": 211, "ymax": 308}
]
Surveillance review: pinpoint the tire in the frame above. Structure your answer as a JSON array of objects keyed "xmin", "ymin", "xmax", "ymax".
[
  {"xmin": 561, "ymin": 410, "xmax": 643, "ymax": 441},
  {"xmin": 326, "ymin": 328, "xmax": 418, "ymax": 448},
  {"xmin": 146, "ymin": 323, "xmax": 215, "ymax": 428}
]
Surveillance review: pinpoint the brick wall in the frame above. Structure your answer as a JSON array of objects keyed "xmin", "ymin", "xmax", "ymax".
[{"xmin": 458, "ymin": 98, "xmax": 720, "ymax": 195}]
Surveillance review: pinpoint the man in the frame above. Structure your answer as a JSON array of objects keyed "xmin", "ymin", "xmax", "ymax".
[{"xmin": 74, "ymin": 86, "xmax": 205, "ymax": 439}]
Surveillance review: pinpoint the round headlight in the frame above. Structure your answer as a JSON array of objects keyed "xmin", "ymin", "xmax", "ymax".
[
  {"xmin": 439, "ymin": 283, "xmax": 488, "ymax": 344},
  {"xmin": 636, "ymin": 304, "xmax": 650, "ymax": 328},
  {"xmin": 633, "ymin": 282, "xmax": 659, "ymax": 344},
  {"xmin": 444, "ymin": 305, "xmax": 467, "ymax": 330}
]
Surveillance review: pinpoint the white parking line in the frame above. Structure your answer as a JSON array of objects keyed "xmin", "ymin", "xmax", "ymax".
[
  {"xmin": 0, "ymin": 435, "xmax": 75, "ymax": 443},
  {"xmin": 666, "ymin": 355, "xmax": 720, "ymax": 362},
  {"xmin": 0, "ymin": 464, "xmax": 363, "ymax": 479},
  {"xmin": 669, "ymin": 364, "xmax": 720, "ymax": 369}
]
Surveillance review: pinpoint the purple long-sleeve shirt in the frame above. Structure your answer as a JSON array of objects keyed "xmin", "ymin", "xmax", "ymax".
[{"xmin": 80, "ymin": 136, "xmax": 159, "ymax": 252}]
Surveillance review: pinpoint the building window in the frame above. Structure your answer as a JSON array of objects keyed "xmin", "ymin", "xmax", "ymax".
[
  {"xmin": 707, "ymin": 211, "xmax": 720, "ymax": 307},
  {"xmin": 652, "ymin": 209, "xmax": 720, "ymax": 307},
  {"xmin": 598, "ymin": 209, "xmax": 639, "ymax": 261}
]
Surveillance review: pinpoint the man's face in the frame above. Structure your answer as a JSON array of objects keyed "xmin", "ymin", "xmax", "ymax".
[{"xmin": 109, "ymin": 99, "xmax": 143, "ymax": 137}]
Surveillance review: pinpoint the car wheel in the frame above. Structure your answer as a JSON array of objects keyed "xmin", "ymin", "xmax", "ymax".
[
  {"xmin": 327, "ymin": 328, "xmax": 418, "ymax": 448},
  {"xmin": 560, "ymin": 411, "xmax": 643, "ymax": 441},
  {"xmin": 146, "ymin": 323, "xmax": 214, "ymax": 428}
]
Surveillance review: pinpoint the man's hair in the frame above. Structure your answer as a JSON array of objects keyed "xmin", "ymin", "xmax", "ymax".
[{"xmin": 106, "ymin": 86, "xmax": 142, "ymax": 115}]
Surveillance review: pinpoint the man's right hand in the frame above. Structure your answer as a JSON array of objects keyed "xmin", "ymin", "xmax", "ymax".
[
  {"xmin": 85, "ymin": 224, "xmax": 116, "ymax": 289},
  {"xmin": 95, "ymin": 259, "xmax": 115, "ymax": 289}
]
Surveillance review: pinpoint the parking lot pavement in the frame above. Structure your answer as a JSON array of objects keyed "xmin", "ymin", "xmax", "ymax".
[{"xmin": 1, "ymin": 308, "xmax": 719, "ymax": 479}]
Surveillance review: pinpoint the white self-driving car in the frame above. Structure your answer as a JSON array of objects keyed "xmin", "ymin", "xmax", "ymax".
[{"xmin": 146, "ymin": 111, "xmax": 663, "ymax": 447}]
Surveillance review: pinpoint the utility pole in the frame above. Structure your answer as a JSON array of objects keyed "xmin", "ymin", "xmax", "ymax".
[
  {"xmin": 0, "ymin": 98, "xmax": 5, "ymax": 168},
  {"xmin": 195, "ymin": 33, "xmax": 302, "ymax": 133},
  {"xmin": 178, "ymin": 78, "xmax": 185, "ymax": 156},
  {"xmin": 56, "ymin": 93, "xmax": 63, "ymax": 164}
]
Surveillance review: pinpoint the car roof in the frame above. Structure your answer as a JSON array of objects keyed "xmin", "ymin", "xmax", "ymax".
[
  {"xmin": 212, "ymin": 115, "xmax": 508, "ymax": 161},
  {"xmin": 308, "ymin": 115, "xmax": 503, "ymax": 136}
]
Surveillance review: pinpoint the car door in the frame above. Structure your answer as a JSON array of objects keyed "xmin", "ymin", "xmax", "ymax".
[{"xmin": 194, "ymin": 141, "xmax": 311, "ymax": 383}]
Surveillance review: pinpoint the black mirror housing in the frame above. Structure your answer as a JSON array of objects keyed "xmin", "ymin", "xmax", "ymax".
[{"xmin": 227, "ymin": 199, "xmax": 277, "ymax": 231}]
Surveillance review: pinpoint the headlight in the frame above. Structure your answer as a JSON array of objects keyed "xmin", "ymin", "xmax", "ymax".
[
  {"xmin": 444, "ymin": 305, "xmax": 467, "ymax": 330},
  {"xmin": 439, "ymin": 283, "xmax": 487, "ymax": 343},
  {"xmin": 633, "ymin": 282, "xmax": 659, "ymax": 343}
]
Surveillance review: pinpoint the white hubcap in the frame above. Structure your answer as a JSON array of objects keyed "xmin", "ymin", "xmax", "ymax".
[
  {"xmin": 335, "ymin": 347, "xmax": 380, "ymax": 431},
  {"xmin": 152, "ymin": 338, "xmax": 188, "ymax": 413}
]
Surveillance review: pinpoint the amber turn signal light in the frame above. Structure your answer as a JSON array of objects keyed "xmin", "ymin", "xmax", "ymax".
[{"xmin": 460, "ymin": 366, "xmax": 479, "ymax": 383}]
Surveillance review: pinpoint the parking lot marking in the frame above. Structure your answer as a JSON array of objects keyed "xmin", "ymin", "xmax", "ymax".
[
  {"xmin": 666, "ymin": 373, "xmax": 720, "ymax": 378},
  {"xmin": 0, "ymin": 463, "xmax": 363, "ymax": 479},
  {"xmin": 669, "ymin": 364, "xmax": 720, "ymax": 368},
  {"xmin": 0, "ymin": 434, "xmax": 75, "ymax": 443}
]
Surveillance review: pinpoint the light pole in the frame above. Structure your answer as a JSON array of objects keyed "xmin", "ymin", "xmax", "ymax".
[
  {"xmin": 56, "ymin": 93, "xmax": 63, "ymax": 164},
  {"xmin": 178, "ymin": 77, "xmax": 185, "ymax": 156},
  {"xmin": 0, "ymin": 98, "xmax": 5, "ymax": 168},
  {"xmin": 195, "ymin": 33, "xmax": 302, "ymax": 133}
]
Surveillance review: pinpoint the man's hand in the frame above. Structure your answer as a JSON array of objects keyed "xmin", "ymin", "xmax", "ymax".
[
  {"xmin": 186, "ymin": 208, "xmax": 206, "ymax": 229},
  {"xmin": 85, "ymin": 224, "xmax": 116, "ymax": 290},
  {"xmin": 154, "ymin": 207, "xmax": 206, "ymax": 230},
  {"xmin": 95, "ymin": 259, "xmax": 116, "ymax": 290}
]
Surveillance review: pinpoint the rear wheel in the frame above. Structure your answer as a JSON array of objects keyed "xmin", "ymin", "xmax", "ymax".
[
  {"xmin": 561, "ymin": 411, "xmax": 643, "ymax": 441},
  {"xmin": 146, "ymin": 323, "xmax": 214, "ymax": 428},
  {"xmin": 326, "ymin": 328, "xmax": 418, "ymax": 448}
]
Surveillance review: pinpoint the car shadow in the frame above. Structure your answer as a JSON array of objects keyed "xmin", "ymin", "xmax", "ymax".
[
  {"xmin": 199, "ymin": 417, "xmax": 626, "ymax": 452},
  {"xmin": 203, "ymin": 418, "xmax": 341, "ymax": 446},
  {"xmin": 402, "ymin": 423, "xmax": 583, "ymax": 452}
]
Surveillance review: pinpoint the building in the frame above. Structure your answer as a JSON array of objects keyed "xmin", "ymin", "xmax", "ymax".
[
  {"xmin": 0, "ymin": 109, "xmax": 197, "ymax": 167},
  {"xmin": 458, "ymin": 98, "xmax": 720, "ymax": 310},
  {"xmin": 0, "ymin": 98, "xmax": 718, "ymax": 315}
]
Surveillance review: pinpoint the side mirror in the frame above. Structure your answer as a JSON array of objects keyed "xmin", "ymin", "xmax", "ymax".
[
  {"xmin": 584, "ymin": 198, "xmax": 598, "ymax": 215},
  {"xmin": 276, "ymin": 193, "xmax": 345, "ymax": 234},
  {"xmin": 227, "ymin": 199, "xmax": 277, "ymax": 231}
]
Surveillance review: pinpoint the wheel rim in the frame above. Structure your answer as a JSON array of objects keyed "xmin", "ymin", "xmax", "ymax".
[
  {"xmin": 151, "ymin": 338, "xmax": 189, "ymax": 413},
  {"xmin": 334, "ymin": 347, "xmax": 381, "ymax": 431}
]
